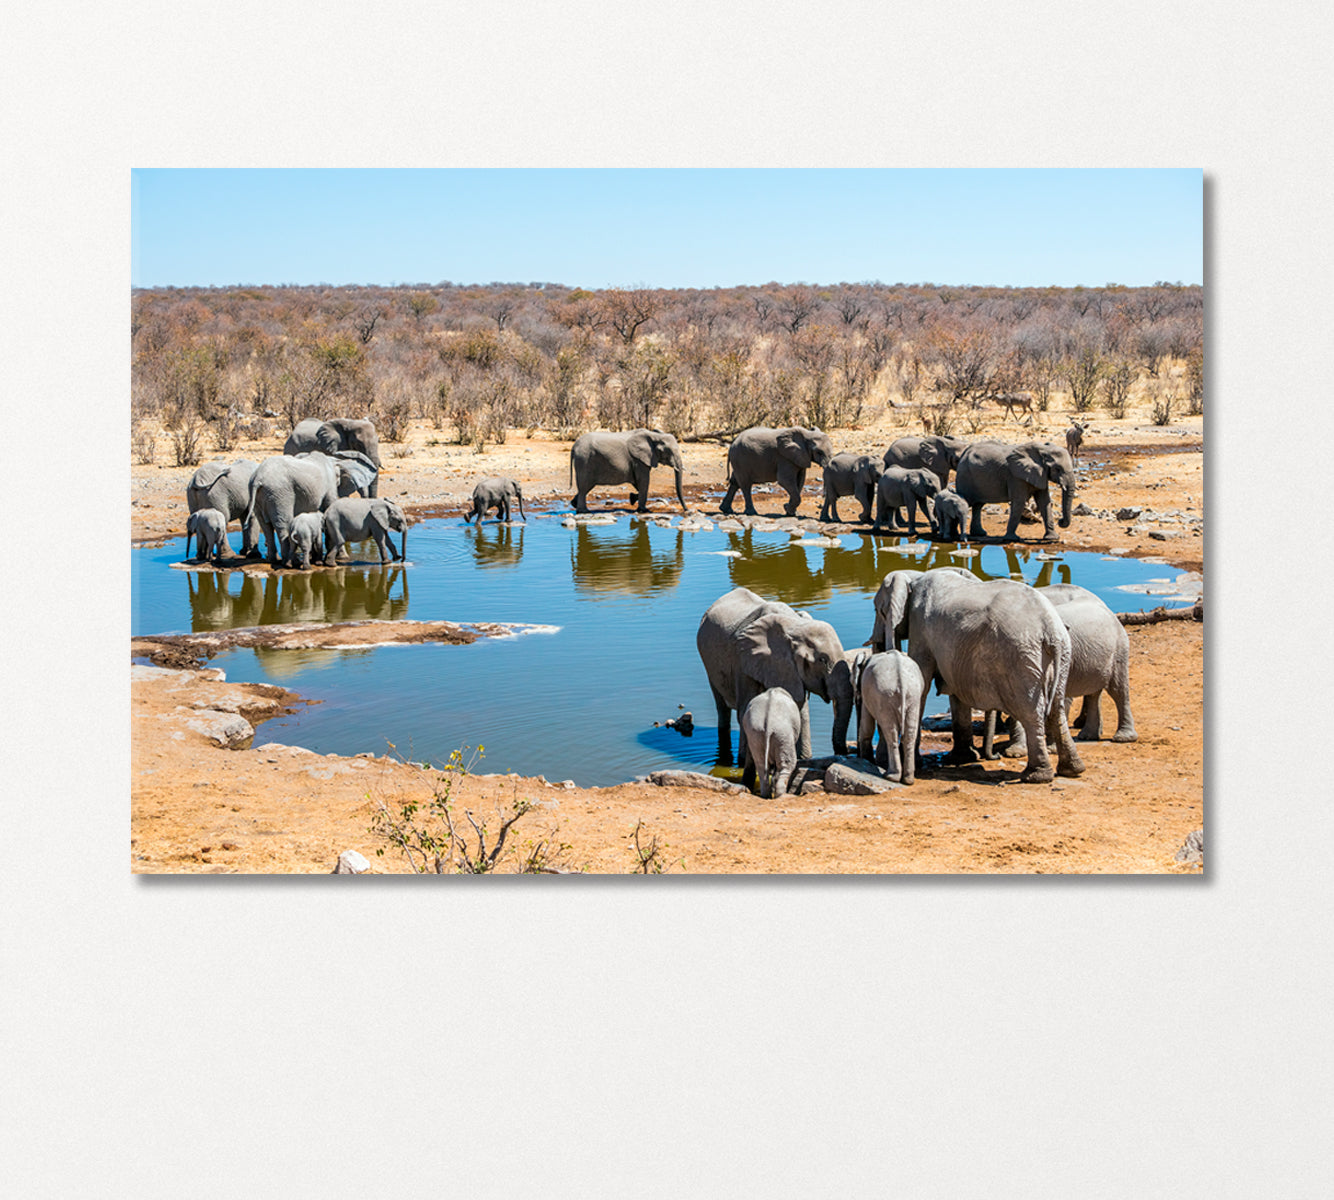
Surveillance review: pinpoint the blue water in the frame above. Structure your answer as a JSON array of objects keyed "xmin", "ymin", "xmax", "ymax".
[{"xmin": 132, "ymin": 517, "xmax": 1182, "ymax": 786}]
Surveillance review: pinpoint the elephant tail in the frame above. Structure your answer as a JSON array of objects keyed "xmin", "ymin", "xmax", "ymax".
[
  {"xmin": 569, "ymin": 445, "xmax": 575, "ymax": 487},
  {"xmin": 1038, "ymin": 626, "xmax": 1071, "ymax": 720},
  {"xmin": 243, "ymin": 474, "xmax": 259, "ymax": 529}
]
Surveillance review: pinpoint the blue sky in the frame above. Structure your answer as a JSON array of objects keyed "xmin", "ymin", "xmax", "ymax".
[{"xmin": 131, "ymin": 168, "xmax": 1202, "ymax": 290}]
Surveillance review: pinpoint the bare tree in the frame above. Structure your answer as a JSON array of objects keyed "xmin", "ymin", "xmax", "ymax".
[{"xmin": 601, "ymin": 288, "xmax": 659, "ymax": 344}]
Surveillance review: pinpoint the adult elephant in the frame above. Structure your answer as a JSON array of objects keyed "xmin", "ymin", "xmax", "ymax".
[
  {"xmin": 871, "ymin": 568, "xmax": 1084, "ymax": 783},
  {"xmin": 245, "ymin": 450, "xmax": 378, "ymax": 566},
  {"xmin": 875, "ymin": 467, "xmax": 941, "ymax": 536},
  {"xmin": 819, "ymin": 453, "xmax": 882, "ymax": 524},
  {"xmin": 187, "ymin": 458, "xmax": 261, "ymax": 557},
  {"xmin": 696, "ymin": 586, "xmax": 846, "ymax": 775},
  {"xmin": 720, "ymin": 426, "xmax": 833, "ymax": 517},
  {"xmin": 984, "ymin": 583, "xmax": 1136, "ymax": 756},
  {"xmin": 883, "ymin": 435, "xmax": 970, "ymax": 490},
  {"xmin": 284, "ymin": 418, "xmax": 382, "ymax": 495},
  {"xmin": 953, "ymin": 440, "xmax": 1077, "ymax": 542},
  {"xmin": 569, "ymin": 428, "xmax": 687, "ymax": 513}
]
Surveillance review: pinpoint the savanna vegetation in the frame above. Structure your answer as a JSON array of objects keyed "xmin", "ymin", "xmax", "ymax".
[{"xmin": 131, "ymin": 280, "xmax": 1203, "ymax": 464}]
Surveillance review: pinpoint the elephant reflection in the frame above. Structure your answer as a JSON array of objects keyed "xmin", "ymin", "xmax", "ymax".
[
  {"xmin": 570, "ymin": 523, "xmax": 684, "ymax": 597},
  {"xmin": 468, "ymin": 521, "xmax": 525, "ymax": 569},
  {"xmin": 187, "ymin": 566, "xmax": 409, "ymax": 632}
]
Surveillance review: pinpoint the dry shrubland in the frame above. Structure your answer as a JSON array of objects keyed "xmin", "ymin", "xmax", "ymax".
[{"xmin": 130, "ymin": 280, "xmax": 1203, "ymax": 460}]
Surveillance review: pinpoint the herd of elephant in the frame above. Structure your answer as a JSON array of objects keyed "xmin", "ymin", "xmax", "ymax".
[
  {"xmin": 183, "ymin": 417, "xmax": 410, "ymax": 570},
  {"xmin": 562, "ymin": 425, "xmax": 1081, "ymax": 544},
  {"xmin": 699, "ymin": 569, "xmax": 1136, "ymax": 798}
]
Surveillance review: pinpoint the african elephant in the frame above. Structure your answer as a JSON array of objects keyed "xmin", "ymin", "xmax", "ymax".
[
  {"xmin": 856, "ymin": 650, "xmax": 925, "ymax": 784},
  {"xmin": 819, "ymin": 453, "xmax": 882, "ymax": 524},
  {"xmin": 720, "ymin": 426, "xmax": 833, "ymax": 517},
  {"xmin": 285, "ymin": 418, "xmax": 382, "ymax": 493},
  {"xmin": 984, "ymin": 584, "xmax": 1136, "ymax": 756},
  {"xmin": 829, "ymin": 646, "xmax": 873, "ymax": 757},
  {"xmin": 740, "ymin": 688, "xmax": 803, "ymax": 799},
  {"xmin": 696, "ymin": 586, "xmax": 846, "ymax": 772},
  {"xmin": 569, "ymin": 428, "xmax": 687, "ymax": 513},
  {"xmin": 184, "ymin": 508, "xmax": 228, "ymax": 563},
  {"xmin": 465, "ymin": 476, "xmax": 526, "ymax": 523},
  {"xmin": 323, "ymin": 497, "xmax": 408, "ymax": 566},
  {"xmin": 953, "ymin": 441, "xmax": 1077, "ymax": 541},
  {"xmin": 287, "ymin": 512, "xmax": 325, "ymax": 570},
  {"xmin": 875, "ymin": 467, "xmax": 941, "ymax": 535},
  {"xmin": 871, "ymin": 568, "xmax": 1084, "ymax": 783},
  {"xmin": 883, "ymin": 435, "xmax": 970, "ymax": 490},
  {"xmin": 187, "ymin": 459, "xmax": 261, "ymax": 557},
  {"xmin": 245, "ymin": 451, "xmax": 378, "ymax": 566},
  {"xmin": 931, "ymin": 488, "xmax": 971, "ymax": 542}
]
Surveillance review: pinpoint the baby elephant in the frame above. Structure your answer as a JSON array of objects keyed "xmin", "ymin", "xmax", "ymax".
[
  {"xmin": 323, "ymin": 498, "xmax": 409, "ymax": 566},
  {"xmin": 466, "ymin": 476, "xmax": 526, "ymax": 523},
  {"xmin": 184, "ymin": 508, "xmax": 228, "ymax": 563},
  {"xmin": 931, "ymin": 488, "xmax": 971, "ymax": 542},
  {"xmin": 288, "ymin": 511, "xmax": 325, "ymax": 570},
  {"xmin": 875, "ymin": 466, "xmax": 941, "ymax": 536},
  {"xmin": 740, "ymin": 687, "xmax": 803, "ymax": 799},
  {"xmin": 856, "ymin": 650, "xmax": 925, "ymax": 784}
]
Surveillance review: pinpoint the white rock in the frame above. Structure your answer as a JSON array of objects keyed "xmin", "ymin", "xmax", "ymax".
[{"xmin": 332, "ymin": 850, "xmax": 370, "ymax": 874}]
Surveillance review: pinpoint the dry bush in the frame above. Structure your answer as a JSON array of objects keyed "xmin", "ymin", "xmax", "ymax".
[
  {"xmin": 920, "ymin": 400, "xmax": 957, "ymax": 436},
  {"xmin": 1186, "ymin": 347, "xmax": 1204, "ymax": 415},
  {"xmin": 374, "ymin": 384, "xmax": 413, "ymax": 443},
  {"xmin": 1101, "ymin": 359, "xmax": 1134, "ymax": 419},
  {"xmin": 212, "ymin": 406, "xmax": 245, "ymax": 453},
  {"xmin": 170, "ymin": 419, "xmax": 206, "ymax": 466},
  {"xmin": 1150, "ymin": 389, "xmax": 1175, "ymax": 426},
  {"xmin": 132, "ymin": 422, "xmax": 157, "ymax": 465}
]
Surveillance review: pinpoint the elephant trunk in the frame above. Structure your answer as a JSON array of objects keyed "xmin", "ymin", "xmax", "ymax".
[
  {"xmin": 516, "ymin": 491, "xmax": 527, "ymax": 521},
  {"xmin": 399, "ymin": 526, "xmax": 407, "ymax": 560},
  {"xmin": 1058, "ymin": 476, "xmax": 1074, "ymax": 528},
  {"xmin": 673, "ymin": 465, "xmax": 687, "ymax": 513}
]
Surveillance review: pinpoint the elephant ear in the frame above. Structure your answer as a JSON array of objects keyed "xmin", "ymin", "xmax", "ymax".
[
  {"xmin": 916, "ymin": 469, "xmax": 942, "ymax": 495},
  {"xmin": 849, "ymin": 647, "xmax": 872, "ymax": 698},
  {"xmin": 1006, "ymin": 446, "xmax": 1046, "ymax": 490},
  {"xmin": 193, "ymin": 462, "xmax": 230, "ymax": 488},
  {"xmin": 626, "ymin": 432, "xmax": 654, "ymax": 470},
  {"xmin": 776, "ymin": 430, "xmax": 812, "ymax": 470},
  {"xmin": 368, "ymin": 503, "xmax": 392, "ymax": 536},
  {"xmin": 316, "ymin": 423, "xmax": 342, "ymax": 455},
  {"xmin": 737, "ymin": 614, "xmax": 804, "ymax": 687},
  {"xmin": 336, "ymin": 451, "xmax": 378, "ymax": 497},
  {"xmin": 872, "ymin": 571, "xmax": 916, "ymax": 651}
]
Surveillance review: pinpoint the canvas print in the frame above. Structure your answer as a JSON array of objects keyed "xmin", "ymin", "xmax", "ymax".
[{"xmin": 130, "ymin": 168, "xmax": 1203, "ymax": 874}]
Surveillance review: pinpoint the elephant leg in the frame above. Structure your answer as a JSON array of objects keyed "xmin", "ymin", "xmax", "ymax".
[
  {"xmin": 742, "ymin": 483, "xmax": 758, "ymax": 516},
  {"xmin": 1003, "ymin": 495, "xmax": 1025, "ymax": 540},
  {"xmin": 720, "ymin": 478, "xmax": 739, "ymax": 515},
  {"xmin": 743, "ymin": 756, "xmax": 758, "ymax": 793},
  {"xmin": 1016, "ymin": 709, "xmax": 1055, "ymax": 783},
  {"xmin": 1036, "ymin": 490, "xmax": 1055, "ymax": 541},
  {"xmin": 711, "ymin": 685, "xmax": 734, "ymax": 766},
  {"xmin": 1001, "ymin": 714, "xmax": 1028, "ymax": 758},
  {"xmin": 1108, "ymin": 655, "xmax": 1138, "ymax": 742},
  {"xmin": 876, "ymin": 722, "xmax": 890, "ymax": 771},
  {"xmin": 797, "ymin": 698, "xmax": 812, "ymax": 760},
  {"xmin": 819, "ymin": 487, "xmax": 834, "ymax": 523},
  {"xmin": 323, "ymin": 530, "xmax": 341, "ymax": 567},
  {"xmin": 376, "ymin": 532, "xmax": 391, "ymax": 565},
  {"xmin": 856, "ymin": 705, "xmax": 877, "ymax": 763},
  {"xmin": 981, "ymin": 710, "xmax": 999, "ymax": 760},
  {"xmin": 1075, "ymin": 691, "xmax": 1104, "ymax": 741},
  {"xmin": 574, "ymin": 485, "xmax": 590, "ymax": 513},
  {"xmin": 944, "ymin": 695, "xmax": 980, "ymax": 765},
  {"xmin": 1043, "ymin": 695, "xmax": 1086, "ymax": 777},
  {"xmin": 883, "ymin": 721, "xmax": 901, "ymax": 781},
  {"xmin": 968, "ymin": 503, "xmax": 987, "ymax": 539},
  {"xmin": 900, "ymin": 700, "xmax": 919, "ymax": 785},
  {"xmin": 776, "ymin": 463, "xmax": 803, "ymax": 516},
  {"xmin": 632, "ymin": 465, "xmax": 651, "ymax": 512}
]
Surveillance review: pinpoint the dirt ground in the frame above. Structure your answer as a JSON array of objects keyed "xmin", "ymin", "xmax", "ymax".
[{"xmin": 130, "ymin": 401, "xmax": 1204, "ymax": 873}]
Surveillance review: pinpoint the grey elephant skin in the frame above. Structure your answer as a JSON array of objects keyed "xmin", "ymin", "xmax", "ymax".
[
  {"xmin": 285, "ymin": 418, "xmax": 382, "ymax": 495},
  {"xmin": 696, "ymin": 586, "xmax": 845, "ymax": 774},
  {"xmin": 245, "ymin": 451, "xmax": 378, "ymax": 566},
  {"xmin": 856, "ymin": 650, "xmax": 925, "ymax": 784},
  {"xmin": 569, "ymin": 429, "xmax": 686, "ymax": 513},
  {"xmin": 187, "ymin": 458, "xmax": 260, "ymax": 557},
  {"xmin": 323, "ymin": 498, "xmax": 408, "ymax": 566},
  {"xmin": 828, "ymin": 646, "xmax": 872, "ymax": 757},
  {"xmin": 184, "ymin": 508, "xmax": 228, "ymax": 564},
  {"xmin": 740, "ymin": 688, "xmax": 803, "ymax": 799},
  {"xmin": 721, "ymin": 426, "xmax": 833, "ymax": 516},
  {"xmin": 872, "ymin": 568, "xmax": 1084, "ymax": 783},
  {"xmin": 883, "ymin": 436, "xmax": 970, "ymax": 491},
  {"xmin": 931, "ymin": 488, "xmax": 971, "ymax": 541},
  {"xmin": 287, "ymin": 512, "xmax": 325, "ymax": 570},
  {"xmin": 819, "ymin": 453, "xmax": 882, "ymax": 524},
  {"xmin": 954, "ymin": 440, "xmax": 1076, "ymax": 541},
  {"xmin": 984, "ymin": 583, "xmax": 1136, "ymax": 757},
  {"xmin": 875, "ymin": 467, "xmax": 941, "ymax": 535},
  {"xmin": 466, "ymin": 476, "xmax": 527, "ymax": 523}
]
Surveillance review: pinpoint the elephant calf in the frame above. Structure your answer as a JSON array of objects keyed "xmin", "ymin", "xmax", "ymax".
[
  {"xmin": 323, "ymin": 498, "xmax": 409, "ymax": 566},
  {"xmin": 856, "ymin": 650, "xmax": 925, "ymax": 784},
  {"xmin": 931, "ymin": 488, "xmax": 971, "ymax": 542},
  {"xmin": 288, "ymin": 512, "xmax": 325, "ymax": 570},
  {"xmin": 875, "ymin": 467, "xmax": 941, "ymax": 536},
  {"xmin": 466, "ymin": 476, "xmax": 526, "ymax": 523},
  {"xmin": 819, "ymin": 453, "xmax": 881, "ymax": 524},
  {"xmin": 185, "ymin": 508, "xmax": 228, "ymax": 564},
  {"xmin": 740, "ymin": 688, "xmax": 803, "ymax": 799}
]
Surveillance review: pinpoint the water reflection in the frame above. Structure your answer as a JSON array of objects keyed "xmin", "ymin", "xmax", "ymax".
[
  {"xmin": 468, "ymin": 521, "xmax": 525, "ymax": 569},
  {"xmin": 570, "ymin": 523, "xmax": 684, "ymax": 597},
  {"xmin": 186, "ymin": 566, "xmax": 410, "ymax": 631},
  {"xmin": 724, "ymin": 532, "xmax": 1072, "ymax": 605}
]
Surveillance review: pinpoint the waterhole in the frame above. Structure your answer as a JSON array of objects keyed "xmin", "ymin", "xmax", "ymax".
[{"xmin": 132, "ymin": 515, "xmax": 1190, "ymax": 786}]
